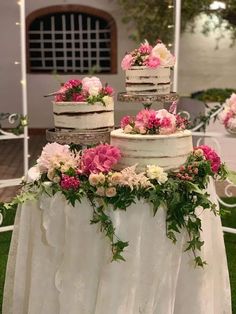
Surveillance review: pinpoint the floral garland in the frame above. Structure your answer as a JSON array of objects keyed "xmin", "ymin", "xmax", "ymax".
[
  {"xmin": 121, "ymin": 108, "xmax": 188, "ymax": 135},
  {"xmin": 3, "ymin": 143, "xmax": 227, "ymax": 267},
  {"xmin": 219, "ymin": 93, "xmax": 236, "ymax": 133},
  {"xmin": 121, "ymin": 40, "xmax": 175, "ymax": 70},
  {"xmin": 54, "ymin": 77, "xmax": 114, "ymax": 106}
]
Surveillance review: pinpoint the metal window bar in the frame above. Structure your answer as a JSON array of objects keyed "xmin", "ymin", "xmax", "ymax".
[{"xmin": 28, "ymin": 13, "xmax": 111, "ymax": 73}]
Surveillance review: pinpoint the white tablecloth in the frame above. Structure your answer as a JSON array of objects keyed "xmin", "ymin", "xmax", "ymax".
[{"xmin": 3, "ymin": 181, "xmax": 231, "ymax": 314}]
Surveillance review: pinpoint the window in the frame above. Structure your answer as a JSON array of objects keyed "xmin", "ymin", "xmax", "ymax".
[{"xmin": 26, "ymin": 5, "xmax": 117, "ymax": 73}]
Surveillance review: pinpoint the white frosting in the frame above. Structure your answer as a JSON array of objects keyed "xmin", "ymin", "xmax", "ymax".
[
  {"xmin": 126, "ymin": 66, "xmax": 171, "ymax": 95},
  {"xmin": 53, "ymin": 102, "xmax": 114, "ymax": 130},
  {"xmin": 110, "ymin": 129, "xmax": 193, "ymax": 172}
]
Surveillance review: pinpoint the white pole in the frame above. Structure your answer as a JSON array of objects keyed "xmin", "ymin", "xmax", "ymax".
[
  {"xmin": 19, "ymin": 0, "xmax": 29, "ymax": 175},
  {"xmin": 173, "ymin": 0, "xmax": 181, "ymax": 92}
]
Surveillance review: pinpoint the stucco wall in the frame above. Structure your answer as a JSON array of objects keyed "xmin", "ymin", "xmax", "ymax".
[{"xmin": 0, "ymin": 3, "xmax": 236, "ymax": 128}]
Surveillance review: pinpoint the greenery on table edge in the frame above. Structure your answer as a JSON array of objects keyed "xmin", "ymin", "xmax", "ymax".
[
  {"xmin": 0, "ymin": 113, "xmax": 27, "ymax": 136},
  {"xmin": 0, "ymin": 145, "xmax": 228, "ymax": 268}
]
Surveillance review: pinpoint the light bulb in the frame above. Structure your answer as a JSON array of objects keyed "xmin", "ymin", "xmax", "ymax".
[
  {"xmin": 14, "ymin": 61, "xmax": 20, "ymax": 65},
  {"xmin": 168, "ymin": 25, "xmax": 174, "ymax": 28},
  {"xmin": 15, "ymin": 22, "xmax": 20, "ymax": 25}
]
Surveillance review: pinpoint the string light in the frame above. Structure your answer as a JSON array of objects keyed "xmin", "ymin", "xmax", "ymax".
[
  {"xmin": 168, "ymin": 25, "xmax": 174, "ymax": 28},
  {"xmin": 168, "ymin": 5, "xmax": 174, "ymax": 9},
  {"xmin": 17, "ymin": 1, "xmax": 21, "ymax": 5},
  {"xmin": 14, "ymin": 61, "xmax": 20, "ymax": 65},
  {"xmin": 168, "ymin": 43, "xmax": 173, "ymax": 47},
  {"xmin": 20, "ymin": 80, "xmax": 25, "ymax": 86},
  {"xmin": 15, "ymin": 22, "xmax": 20, "ymax": 25}
]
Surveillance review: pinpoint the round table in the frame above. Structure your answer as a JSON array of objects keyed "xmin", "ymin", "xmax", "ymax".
[{"xmin": 3, "ymin": 180, "xmax": 231, "ymax": 314}]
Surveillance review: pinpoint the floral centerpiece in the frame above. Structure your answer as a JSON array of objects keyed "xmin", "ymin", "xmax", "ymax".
[
  {"xmin": 120, "ymin": 108, "xmax": 188, "ymax": 135},
  {"xmin": 219, "ymin": 93, "xmax": 236, "ymax": 134},
  {"xmin": 121, "ymin": 40, "xmax": 175, "ymax": 70},
  {"xmin": 3, "ymin": 142, "xmax": 227, "ymax": 267},
  {"xmin": 54, "ymin": 76, "xmax": 114, "ymax": 106}
]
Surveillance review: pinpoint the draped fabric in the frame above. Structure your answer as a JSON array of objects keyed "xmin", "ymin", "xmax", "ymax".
[{"xmin": 3, "ymin": 181, "xmax": 231, "ymax": 314}]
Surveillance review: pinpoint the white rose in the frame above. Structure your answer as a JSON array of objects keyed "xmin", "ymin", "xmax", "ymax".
[
  {"xmin": 151, "ymin": 43, "xmax": 175, "ymax": 66},
  {"xmin": 146, "ymin": 165, "xmax": 168, "ymax": 183},
  {"xmin": 124, "ymin": 124, "xmax": 133, "ymax": 133},
  {"xmin": 158, "ymin": 172, "xmax": 168, "ymax": 184},
  {"xmin": 88, "ymin": 86, "xmax": 100, "ymax": 96},
  {"xmin": 102, "ymin": 95, "xmax": 114, "ymax": 107}
]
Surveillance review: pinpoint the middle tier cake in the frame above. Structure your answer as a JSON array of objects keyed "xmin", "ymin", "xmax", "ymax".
[{"xmin": 111, "ymin": 108, "xmax": 193, "ymax": 172}]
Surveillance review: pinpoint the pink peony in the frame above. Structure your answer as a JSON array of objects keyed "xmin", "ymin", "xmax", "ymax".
[
  {"xmin": 60, "ymin": 174, "xmax": 80, "ymax": 190},
  {"xmin": 156, "ymin": 109, "xmax": 176, "ymax": 134},
  {"xmin": 121, "ymin": 54, "xmax": 134, "ymax": 70},
  {"xmin": 135, "ymin": 109, "xmax": 157, "ymax": 128},
  {"xmin": 82, "ymin": 77, "xmax": 102, "ymax": 92},
  {"xmin": 64, "ymin": 79, "xmax": 82, "ymax": 90},
  {"xmin": 81, "ymin": 144, "xmax": 121, "ymax": 174},
  {"xmin": 138, "ymin": 40, "xmax": 153, "ymax": 54},
  {"xmin": 145, "ymin": 56, "xmax": 161, "ymax": 68},
  {"xmin": 194, "ymin": 145, "xmax": 221, "ymax": 173},
  {"xmin": 120, "ymin": 115, "xmax": 134, "ymax": 128},
  {"xmin": 37, "ymin": 143, "xmax": 77, "ymax": 173}
]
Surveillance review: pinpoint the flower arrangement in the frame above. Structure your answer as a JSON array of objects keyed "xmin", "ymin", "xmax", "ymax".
[
  {"xmin": 120, "ymin": 108, "xmax": 188, "ymax": 135},
  {"xmin": 54, "ymin": 77, "xmax": 114, "ymax": 106},
  {"xmin": 219, "ymin": 93, "xmax": 236, "ymax": 133},
  {"xmin": 3, "ymin": 142, "xmax": 227, "ymax": 267},
  {"xmin": 121, "ymin": 40, "xmax": 175, "ymax": 70}
]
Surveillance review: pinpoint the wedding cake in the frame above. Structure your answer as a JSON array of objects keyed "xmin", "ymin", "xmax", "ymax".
[
  {"xmin": 110, "ymin": 108, "xmax": 193, "ymax": 172},
  {"xmin": 53, "ymin": 77, "xmax": 114, "ymax": 131},
  {"xmin": 121, "ymin": 40, "xmax": 175, "ymax": 95}
]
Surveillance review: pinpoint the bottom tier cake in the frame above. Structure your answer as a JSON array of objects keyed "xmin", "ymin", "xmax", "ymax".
[{"xmin": 110, "ymin": 129, "xmax": 193, "ymax": 172}]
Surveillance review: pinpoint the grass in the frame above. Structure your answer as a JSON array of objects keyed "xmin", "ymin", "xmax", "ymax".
[{"xmin": 0, "ymin": 200, "xmax": 236, "ymax": 313}]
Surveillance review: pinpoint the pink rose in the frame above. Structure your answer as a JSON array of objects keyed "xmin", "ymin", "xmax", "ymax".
[
  {"xmin": 145, "ymin": 56, "xmax": 161, "ymax": 68},
  {"xmin": 156, "ymin": 109, "xmax": 176, "ymax": 134},
  {"xmin": 121, "ymin": 54, "xmax": 134, "ymax": 70},
  {"xmin": 194, "ymin": 145, "xmax": 221, "ymax": 173},
  {"xmin": 72, "ymin": 93, "xmax": 86, "ymax": 102},
  {"xmin": 64, "ymin": 79, "xmax": 82, "ymax": 90},
  {"xmin": 103, "ymin": 85, "xmax": 114, "ymax": 96},
  {"xmin": 82, "ymin": 77, "xmax": 102, "ymax": 92}
]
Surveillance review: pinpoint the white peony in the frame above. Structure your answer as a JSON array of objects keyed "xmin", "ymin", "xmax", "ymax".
[
  {"xmin": 102, "ymin": 95, "xmax": 114, "ymax": 107},
  {"xmin": 88, "ymin": 86, "xmax": 100, "ymax": 96},
  {"xmin": 151, "ymin": 43, "xmax": 175, "ymax": 66},
  {"xmin": 146, "ymin": 165, "xmax": 168, "ymax": 184},
  {"xmin": 82, "ymin": 76, "xmax": 102, "ymax": 92}
]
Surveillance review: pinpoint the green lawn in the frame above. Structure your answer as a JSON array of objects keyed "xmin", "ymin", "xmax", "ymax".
[{"xmin": 0, "ymin": 200, "xmax": 236, "ymax": 313}]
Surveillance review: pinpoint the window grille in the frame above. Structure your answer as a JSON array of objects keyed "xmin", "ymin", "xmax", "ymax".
[{"xmin": 27, "ymin": 8, "xmax": 116, "ymax": 73}]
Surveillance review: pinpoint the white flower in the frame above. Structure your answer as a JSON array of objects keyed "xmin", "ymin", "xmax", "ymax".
[
  {"xmin": 124, "ymin": 124, "xmax": 133, "ymax": 133},
  {"xmin": 194, "ymin": 149, "xmax": 204, "ymax": 157},
  {"xmin": 27, "ymin": 166, "xmax": 41, "ymax": 182},
  {"xmin": 82, "ymin": 76, "xmax": 102, "ymax": 92},
  {"xmin": 105, "ymin": 187, "xmax": 117, "ymax": 197},
  {"xmin": 88, "ymin": 86, "xmax": 100, "ymax": 96},
  {"xmin": 151, "ymin": 43, "xmax": 175, "ymax": 66},
  {"xmin": 102, "ymin": 95, "xmax": 114, "ymax": 107},
  {"xmin": 146, "ymin": 165, "xmax": 168, "ymax": 184},
  {"xmin": 119, "ymin": 164, "xmax": 153, "ymax": 190}
]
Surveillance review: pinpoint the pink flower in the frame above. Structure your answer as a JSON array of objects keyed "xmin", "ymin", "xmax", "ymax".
[
  {"xmin": 103, "ymin": 85, "xmax": 114, "ymax": 96},
  {"xmin": 60, "ymin": 174, "xmax": 80, "ymax": 190},
  {"xmin": 82, "ymin": 77, "xmax": 102, "ymax": 92},
  {"xmin": 135, "ymin": 109, "xmax": 156, "ymax": 128},
  {"xmin": 138, "ymin": 41, "xmax": 153, "ymax": 54},
  {"xmin": 64, "ymin": 79, "xmax": 82, "ymax": 90},
  {"xmin": 229, "ymin": 93, "xmax": 236, "ymax": 105},
  {"xmin": 121, "ymin": 54, "xmax": 134, "ymax": 70},
  {"xmin": 54, "ymin": 87, "xmax": 67, "ymax": 102},
  {"xmin": 175, "ymin": 114, "xmax": 187, "ymax": 130},
  {"xmin": 120, "ymin": 115, "xmax": 134, "ymax": 128},
  {"xmin": 72, "ymin": 93, "xmax": 86, "ymax": 102},
  {"xmin": 81, "ymin": 144, "xmax": 121, "ymax": 174},
  {"xmin": 156, "ymin": 109, "xmax": 176, "ymax": 134},
  {"xmin": 145, "ymin": 56, "xmax": 161, "ymax": 68},
  {"xmin": 194, "ymin": 145, "xmax": 221, "ymax": 173}
]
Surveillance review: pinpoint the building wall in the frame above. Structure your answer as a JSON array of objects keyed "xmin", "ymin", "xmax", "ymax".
[{"xmin": 0, "ymin": 3, "xmax": 236, "ymax": 127}]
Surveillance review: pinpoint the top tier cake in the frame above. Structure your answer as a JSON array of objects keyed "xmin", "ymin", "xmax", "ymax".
[
  {"xmin": 121, "ymin": 40, "xmax": 175, "ymax": 95},
  {"xmin": 52, "ymin": 77, "xmax": 114, "ymax": 131}
]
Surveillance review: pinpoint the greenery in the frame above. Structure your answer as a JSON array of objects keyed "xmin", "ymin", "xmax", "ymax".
[
  {"xmin": 118, "ymin": 0, "xmax": 236, "ymax": 45},
  {"xmin": 0, "ymin": 113, "xmax": 27, "ymax": 136},
  {"xmin": 191, "ymin": 88, "xmax": 236, "ymax": 103},
  {"xmin": 1, "ymin": 146, "xmax": 227, "ymax": 267}
]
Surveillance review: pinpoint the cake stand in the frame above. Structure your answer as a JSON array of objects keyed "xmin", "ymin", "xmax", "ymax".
[
  {"xmin": 117, "ymin": 92, "xmax": 179, "ymax": 109},
  {"xmin": 46, "ymin": 127, "xmax": 113, "ymax": 147}
]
